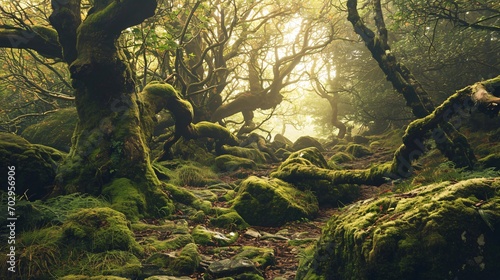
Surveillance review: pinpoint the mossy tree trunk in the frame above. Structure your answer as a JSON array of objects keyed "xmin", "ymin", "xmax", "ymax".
[
  {"xmin": 346, "ymin": 0, "xmax": 476, "ymax": 169},
  {"xmin": 47, "ymin": 0, "xmax": 171, "ymax": 218},
  {"xmin": 0, "ymin": 0, "xmax": 173, "ymax": 218}
]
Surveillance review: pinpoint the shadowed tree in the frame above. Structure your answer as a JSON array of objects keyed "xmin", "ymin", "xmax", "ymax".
[
  {"xmin": 346, "ymin": 0, "xmax": 477, "ymax": 170},
  {"xmin": 0, "ymin": 0, "xmax": 173, "ymax": 219}
]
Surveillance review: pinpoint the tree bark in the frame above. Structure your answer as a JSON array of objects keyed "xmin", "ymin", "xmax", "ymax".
[
  {"xmin": 45, "ymin": 0, "xmax": 173, "ymax": 219},
  {"xmin": 346, "ymin": 0, "xmax": 476, "ymax": 168}
]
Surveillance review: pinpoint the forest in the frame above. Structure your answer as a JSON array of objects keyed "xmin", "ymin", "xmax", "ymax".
[{"xmin": 0, "ymin": 0, "xmax": 499, "ymax": 279}]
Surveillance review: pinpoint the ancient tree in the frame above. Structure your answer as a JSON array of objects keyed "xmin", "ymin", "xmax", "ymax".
[{"xmin": 0, "ymin": 0, "xmax": 173, "ymax": 219}]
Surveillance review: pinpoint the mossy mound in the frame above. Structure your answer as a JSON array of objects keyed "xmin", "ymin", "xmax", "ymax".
[
  {"xmin": 271, "ymin": 149, "xmax": 362, "ymax": 206},
  {"xmin": 22, "ymin": 107, "xmax": 77, "ymax": 152},
  {"xmin": 220, "ymin": 144, "xmax": 267, "ymax": 163},
  {"xmin": 2, "ymin": 215, "xmax": 143, "ymax": 279},
  {"xmin": 175, "ymin": 164, "xmax": 219, "ymax": 187},
  {"xmin": 232, "ymin": 176, "xmax": 319, "ymax": 226},
  {"xmin": 61, "ymin": 207, "xmax": 143, "ymax": 255},
  {"xmin": 292, "ymin": 136, "xmax": 324, "ymax": 152},
  {"xmin": 284, "ymin": 147, "xmax": 329, "ymax": 169},
  {"xmin": 0, "ymin": 132, "xmax": 66, "ymax": 200},
  {"xmin": 345, "ymin": 143, "xmax": 372, "ymax": 158},
  {"xmin": 328, "ymin": 151, "xmax": 355, "ymax": 164},
  {"xmin": 144, "ymin": 243, "xmax": 201, "ymax": 276},
  {"xmin": 296, "ymin": 177, "xmax": 500, "ymax": 280},
  {"xmin": 210, "ymin": 210, "xmax": 249, "ymax": 230},
  {"xmin": 215, "ymin": 154, "xmax": 257, "ymax": 172},
  {"xmin": 168, "ymin": 138, "xmax": 216, "ymax": 166},
  {"xmin": 5, "ymin": 192, "xmax": 108, "ymax": 231},
  {"xmin": 133, "ymin": 220, "xmax": 194, "ymax": 254}
]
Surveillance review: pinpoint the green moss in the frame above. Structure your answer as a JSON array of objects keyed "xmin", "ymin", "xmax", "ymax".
[
  {"xmin": 345, "ymin": 143, "xmax": 372, "ymax": 158},
  {"xmin": 232, "ymin": 176, "xmax": 319, "ymax": 226},
  {"xmin": 297, "ymin": 177, "xmax": 500, "ymax": 280},
  {"xmin": 193, "ymin": 121, "xmax": 239, "ymax": 146},
  {"xmin": 169, "ymin": 138, "xmax": 216, "ymax": 166},
  {"xmin": 329, "ymin": 151, "xmax": 355, "ymax": 164},
  {"xmin": 234, "ymin": 246, "xmax": 275, "ymax": 269},
  {"xmin": 215, "ymin": 154, "xmax": 257, "ymax": 171},
  {"xmin": 220, "ymin": 145, "xmax": 267, "ymax": 163},
  {"xmin": 284, "ymin": 147, "xmax": 329, "ymax": 168},
  {"xmin": 22, "ymin": 107, "xmax": 77, "ymax": 152},
  {"xmin": 176, "ymin": 164, "xmax": 219, "ymax": 187},
  {"xmin": 191, "ymin": 225, "xmax": 239, "ymax": 246},
  {"xmin": 101, "ymin": 178, "xmax": 147, "ymax": 221},
  {"xmin": 170, "ymin": 243, "xmax": 201, "ymax": 275},
  {"xmin": 0, "ymin": 132, "xmax": 66, "ymax": 199},
  {"xmin": 61, "ymin": 207, "xmax": 143, "ymax": 255},
  {"xmin": 479, "ymin": 153, "xmax": 500, "ymax": 170},
  {"xmin": 210, "ymin": 210, "xmax": 249, "ymax": 230}
]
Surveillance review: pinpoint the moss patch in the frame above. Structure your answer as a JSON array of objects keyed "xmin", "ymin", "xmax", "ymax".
[
  {"xmin": 345, "ymin": 143, "xmax": 372, "ymax": 158},
  {"xmin": 296, "ymin": 177, "xmax": 500, "ymax": 280},
  {"xmin": 215, "ymin": 154, "xmax": 257, "ymax": 172},
  {"xmin": 232, "ymin": 176, "xmax": 319, "ymax": 226},
  {"xmin": 101, "ymin": 178, "xmax": 147, "ymax": 221},
  {"xmin": 22, "ymin": 107, "xmax": 77, "ymax": 152},
  {"xmin": 220, "ymin": 145, "xmax": 267, "ymax": 164},
  {"xmin": 61, "ymin": 207, "xmax": 143, "ymax": 255},
  {"xmin": 0, "ymin": 132, "xmax": 66, "ymax": 200}
]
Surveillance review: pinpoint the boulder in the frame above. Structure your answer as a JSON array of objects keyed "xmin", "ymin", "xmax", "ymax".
[
  {"xmin": 215, "ymin": 154, "xmax": 257, "ymax": 172},
  {"xmin": 22, "ymin": 107, "xmax": 77, "ymax": 152},
  {"xmin": 292, "ymin": 136, "xmax": 324, "ymax": 152},
  {"xmin": 232, "ymin": 176, "xmax": 319, "ymax": 226},
  {"xmin": 0, "ymin": 132, "xmax": 65, "ymax": 199},
  {"xmin": 296, "ymin": 178, "xmax": 500, "ymax": 280}
]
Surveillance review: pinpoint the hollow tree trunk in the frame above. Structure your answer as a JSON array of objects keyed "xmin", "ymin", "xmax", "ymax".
[{"xmin": 50, "ymin": 0, "xmax": 172, "ymax": 219}]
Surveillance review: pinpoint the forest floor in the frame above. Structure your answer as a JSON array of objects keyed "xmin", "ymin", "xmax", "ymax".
[{"xmin": 149, "ymin": 144, "xmax": 396, "ymax": 279}]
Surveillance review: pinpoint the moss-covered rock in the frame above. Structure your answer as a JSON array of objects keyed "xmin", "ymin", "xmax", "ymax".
[
  {"xmin": 345, "ymin": 143, "xmax": 372, "ymax": 158},
  {"xmin": 233, "ymin": 246, "xmax": 275, "ymax": 269},
  {"xmin": 168, "ymin": 138, "xmax": 216, "ymax": 166},
  {"xmin": 232, "ymin": 176, "xmax": 319, "ymax": 226},
  {"xmin": 271, "ymin": 149, "xmax": 369, "ymax": 206},
  {"xmin": 204, "ymin": 257, "xmax": 263, "ymax": 280},
  {"xmin": 220, "ymin": 144, "xmax": 267, "ymax": 163},
  {"xmin": 292, "ymin": 136, "xmax": 324, "ymax": 152},
  {"xmin": 328, "ymin": 151, "xmax": 354, "ymax": 164},
  {"xmin": 174, "ymin": 164, "xmax": 219, "ymax": 187},
  {"xmin": 22, "ymin": 107, "xmax": 77, "ymax": 152},
  {"xmin": 145, "ymin": 243, "xmax": 201, "ymax": 276},
  {"xmin": 61, "ymin": 207, "xmax": 143, "ymax": 255},
  {"xmin": 296, "ymin": 177, "xmax": 500, "ymax": 280},
  {"xmin": 210, "ymin": 210, "xmax": 249, "ymax": 230},
  {"xmin": 191, "ymin": 225, "xmax": 238, "ymax": 246},
  {"xmin": 0, "ymin": 132, "xmax": 66, "ymax": 200},
  {"xmin": 215, "ymin": 154, "xmax": 257, "ymax": 172},
  {"xmin": 284, "ymin": 147, "xmax": 329, "ymax": 169}
]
